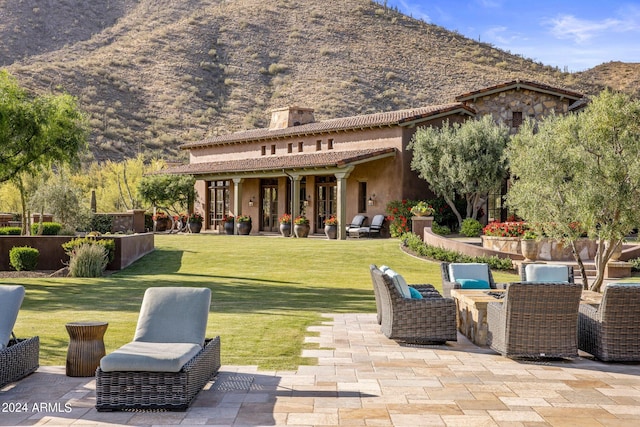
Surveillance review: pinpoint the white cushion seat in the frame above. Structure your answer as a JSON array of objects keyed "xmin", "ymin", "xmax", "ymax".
[
  {"xmin": 100, "ymin": 342, "xmax": 202, "ymax": 372},
  {"xmin": 0, "ymin": 285, "xmax": 25, "ymax": 349},
  {"xmin": 524, "ymin": 264, "xmax": 569, "ymax": 282},
  {"xmin": 448, "ymin": 263, "xmax": 491, "ymax": 284}
]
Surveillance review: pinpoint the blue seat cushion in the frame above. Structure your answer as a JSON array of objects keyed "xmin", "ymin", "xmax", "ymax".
[
  {"xmin": 0, "ymin": 285, "xmax": 25, "ymax": 349},
  {"xmin": 408, "ymin": 286, "xmax": 423, "ymax": 299},
  {"xmin": 457, "ymin": 279, "xmax": 490, "ymax": 289},
  {"xmin": 384, "ymin": 268, "xmax": 411, "ymax": 298},
  {"xmin": 525, "ymin": 264, "xmax": 569, "ymax": 282}
]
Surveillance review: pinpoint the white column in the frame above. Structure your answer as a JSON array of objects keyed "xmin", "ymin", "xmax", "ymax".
[{"xmin": 334, "ymin": 168, "xmax": 353, "ymax": 240}]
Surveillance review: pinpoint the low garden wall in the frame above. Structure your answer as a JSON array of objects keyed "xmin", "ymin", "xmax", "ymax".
[
  {"xmin": 481, "ymin": 236, "xmax": 599, "ymax": 261},
  {"xmin": 0, "ymin": 233, "xmax": 154, "ymax": 271}
]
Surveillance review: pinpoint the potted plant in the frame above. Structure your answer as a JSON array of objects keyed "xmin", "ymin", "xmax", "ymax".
[
  {"xmin": 187, "ymin": 212, "xmax": 203, "ymax": 233},
  {"xmin": 293, "ymin": 215, "xmax": 310, "ymax": 238},
  {"xmin": 520, "ymin": 230, "xmax": 538, "ymax": 262},
  {"xmin": 152, "ymin": 211, "xmax": 170, "ymax": 232},
  {"xmin": 236, "ymin": 214, "xmax": 252, "ymax": 235},
  {"xmin": 222, "ymin": 215, "xmax": 235, "ymax": 235},
  {"xmin": 324, "ymin": 216, "xmax": 338, "ymax": 239},
  {"xmin": 279, "ymin": 213, "xmax": 292, "ymax": 237},
  {"xmin": 410, "ymin": 201, "xmax": 435, "ymax": 217}
]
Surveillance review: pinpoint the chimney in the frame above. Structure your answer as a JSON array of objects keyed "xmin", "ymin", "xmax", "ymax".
[{"xmin": 269, "ymin": 106, "xmax": 315, "ymax": 130}]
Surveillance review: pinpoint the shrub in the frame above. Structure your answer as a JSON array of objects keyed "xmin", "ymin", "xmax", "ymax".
[
  {"xmin": 386, "ymin": 199, "xmax": 418, "ymax": 237},
  {"xmin": 9, "ymin": 246, "xmax": 39, "ymax": 271},
  {"xmin": 62, "ymin": 237, "xmax": 115, "ymax": 263},
  {"xmin": 30, "ymin": 222, "xmax": 62, "ymax": 235},
  {"xmin": 630, "ymin": 258, "xmax": 640, "ymax": 272},
  {"xmin": 460, "ymin": 218, "xmax": 483, "ymax": 237},
  {"xmin": 68, "ymin": 244, "xmax": 108, "ymax": 277},
  {"xmin": 400, "ymin": 232, "xmax": 513, "ymax": 271},
  {"xmin": 90, "ymin": 214, "xmax": 114, "ymax": 234},
  {"xmin": 0, "ymin": 226, "xmax": 22, "ymax": 235},
  {"xmin": 431, "ymin": 223, "xmax": 451, "ymax": 235}
]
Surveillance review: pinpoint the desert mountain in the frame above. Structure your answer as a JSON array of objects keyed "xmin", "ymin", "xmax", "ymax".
[{"xmin": 2, "ymin": 0, "xmax": 636, "ymax": 162}]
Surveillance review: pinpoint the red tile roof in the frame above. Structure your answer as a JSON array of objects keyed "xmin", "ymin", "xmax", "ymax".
[
  {"xmin": 455, "ymin": 79, "xmax": 584, "ymax": 102},
  {"xmin": 181, "ymin": 103, "xmax": 474, "ymax": 149},
  {"xmin": 163, "ymin": 147, "xmax": 396, "ymax": 176}
]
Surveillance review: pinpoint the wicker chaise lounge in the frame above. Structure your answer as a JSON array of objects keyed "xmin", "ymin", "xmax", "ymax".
[
  {"xmin": 487, "ymin": 282, "xmax": 582, "ymax": 359},
  {"xmin": 440, "ymin": 262, "xmax": 504, "ymax": 298},
  {"xmin": 578, "ymin": 283, "xmax": 640, "ymax": 362},
  {"xmin": 96, "ymin": 287, "xmax": 221, "ymax": 411},
  {"xmin": 370, "ymin": 265, "xmax": 457, "ymax": 343},
  {"xmin": 0, "ymin": 285, "xmax": 39, "ymax": 389}
]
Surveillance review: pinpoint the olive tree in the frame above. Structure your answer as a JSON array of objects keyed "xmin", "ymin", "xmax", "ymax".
[
  {"xmin": 507, "ymin": 90, "xmax": 640, "ymax": 291},
  {"xmin": 0, "ymin": 70, "xmax": 88, "ymax": 184},
  {"xmin": 138, "ymin": 174, "xmax": 196, "ymax": 232},
  {"xmin": 408, "ymin": 115, "xmax": 510, "ymax": 230}
]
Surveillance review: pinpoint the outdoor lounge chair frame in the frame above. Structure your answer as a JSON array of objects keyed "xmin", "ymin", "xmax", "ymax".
[
  {"xmin": 0, "ymin": 335, "xmax": 40, "ymax": 389},
  {"xmin": 370, "ymin": 265, "xmax": 457, "ymax": 343},
  {"xmin": 578, "ymin": 283, "xmax": 640, "ymax": 362},
  {"xmin": 95, "ymin": 336, "xmax": 221, "ymax": 411},
  {"xmin": 487, "ymin": 281, "xmax": 582, "ymax": 359}
]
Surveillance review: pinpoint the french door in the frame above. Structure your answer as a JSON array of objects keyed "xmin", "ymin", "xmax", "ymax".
[
  {"xmin": 261, "ymin": 179, "xmax": 279, "ymax": 232},
  {"xmin": 316, "ymin": 176, "xmax": 337, "ymax": 233}
]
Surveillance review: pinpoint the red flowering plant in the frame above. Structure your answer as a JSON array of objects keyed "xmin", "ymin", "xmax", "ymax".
[
  {"xmin": 324, "ymin": 216, "xmax": 338, "ymax": 226},
  {"xmin": 385, "ymin": 199, "xmax": 418, "ymax": 237},
  {"xmin": 223, "ymin": 215, "xmax": 234, "ymax": 223},
  {"xmin": 293, "ymin": 215, "xmax": 309, "ymax": 225},
  {"xmin": 279, "ymin": 213, "xmax": 292, "ymax": 224},
  {"xmin": 152, "ymin": 211, "xmax": 168, "ymax": 221},
  {"xmin": 482, "ymin": 221, "xmax": 529, "ymax": 237}
]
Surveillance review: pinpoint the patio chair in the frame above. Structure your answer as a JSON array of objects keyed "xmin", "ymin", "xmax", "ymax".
[
  {"xmin": 352, "ymin": 214, "xmax": 386, "ymax": 238},
  {"xmin": 370, "ymin": 265, "xmax": 457, "ymax": 343},
  {"xmin": 96, "ymin": 287, "xmax": 221, "ymax": 411},
  {"xmin": 0, "ymin": 285, "xmax": 39, "ymax": 389},
  {"xmin": 440, "ymin": 262, "xmax": 503, "ymax": 298},
  {"xmin": 520, "ymin": 263, "xmax": 574, "ymax": 283},
  {"xmin": 370, "ymin": 265, "xmax": 442, "ymax": 324},
  {"xmin": 346, "ymin": 215, "xmax": 367, "ymax": 238},
  {"xmin": 578, "ymin": 283, "xmax": 640, "ymax": 362},
  {"xmin": 486, "ymin": 281, "xmax": 582, "ymax": 359}
]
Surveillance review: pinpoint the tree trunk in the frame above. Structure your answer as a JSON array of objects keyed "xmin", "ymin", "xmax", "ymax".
[
  {"xmin": 15, "ymin": 176, "xmax": 28, "ymax": 235},
  {"xmin": 444, "ymin": 195, "xmax": 463, "ymax": 231},
  {"xmin": 589, "ymin": 238, "xmax": 618, "ymax": 292},
  {"xmin": 569, "ymin": 240, "xmax": 589, "ymax": 289}
]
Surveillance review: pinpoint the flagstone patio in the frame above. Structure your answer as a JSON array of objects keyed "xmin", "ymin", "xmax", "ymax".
[{"xmin": 2, "ymin": 313, "xmax": 640, "ymax": 426}]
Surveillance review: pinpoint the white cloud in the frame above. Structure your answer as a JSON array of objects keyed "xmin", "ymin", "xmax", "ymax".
[{"xmin": 548, "ymin": 13, "xmax": 640, "ymax": 44}]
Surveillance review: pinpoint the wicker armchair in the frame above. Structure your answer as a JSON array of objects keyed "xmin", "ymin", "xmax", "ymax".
[
  {"xmin": 0, "ymin": 285, "xmax": 39, "ymax": 388},
  {"xmin": 486, "ymin": 282, "xmax": 582, "ymax": 359},
  {"xmin": 441, "ymin": 262, "xmax": 503, "ymax": 298},
  {"xmin": 370, "ymin": 265, "xmax": 457, "ymax": 343},
  {"xmin": 96, "ymin": 287, "xmax": 220, "ymax": 411},
  {"xmin": 578, "ymin": 283, "xmax": 640, "ymax": 362},
  {"xmin": 370, "ymin": 265, "xmax": 442, "ymax": 325},
  {"xmin": 520, "ymin": 263, "xmax": 574, "ymax": 283}
]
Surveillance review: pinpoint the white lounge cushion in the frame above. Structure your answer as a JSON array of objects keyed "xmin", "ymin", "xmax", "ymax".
[
  {"xmin": 100, "ymin": 342, "xmax": 202, "ymax": 372},
  {"xmin": 0, "ymin": 285, "xmax": 25, "ymax": 349},
  {"xmin": 134, "ymin": 287, "xmax": 211, "ymax": 345},
  {"xmin": 448, "ymin": 263, "xmax": 491, "ymax": 284},
  {"xmin": 525, "ymin": 264, "xmax": 569, "ymax": 282},
  {"xmin": 384, "ymin": 269, "xmax": 412, "ymax": 298}
]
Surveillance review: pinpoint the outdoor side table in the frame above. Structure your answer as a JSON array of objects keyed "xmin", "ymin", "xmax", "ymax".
[{"xmin": 65, "ymin": 321, "xmax": 108, "ymax": 377}]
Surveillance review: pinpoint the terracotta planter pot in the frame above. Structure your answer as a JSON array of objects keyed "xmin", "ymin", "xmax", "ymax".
[{"xmin": 520, "ymin": 239, "xmax": 537, "ymax": 262}]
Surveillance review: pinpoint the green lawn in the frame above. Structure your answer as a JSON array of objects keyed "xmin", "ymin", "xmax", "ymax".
[{"xmin": 10, "ymin": 234, "xmax": 519, "ymax": 370}]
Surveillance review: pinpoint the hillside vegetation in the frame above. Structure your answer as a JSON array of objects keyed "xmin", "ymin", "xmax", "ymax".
[{"xmin": 1, "ymin": 0, "xmax": 636, "ymax": 162}]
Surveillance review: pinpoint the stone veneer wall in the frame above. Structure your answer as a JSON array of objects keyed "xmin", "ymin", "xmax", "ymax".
[{"xmin": 463, "ymin": 89, "xmax": 571, "ymax": 130}]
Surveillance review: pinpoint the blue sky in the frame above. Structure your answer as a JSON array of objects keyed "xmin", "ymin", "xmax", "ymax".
[{"xmin": 386, "ymin": 0, "xmax": 640, "ymax": 72}]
